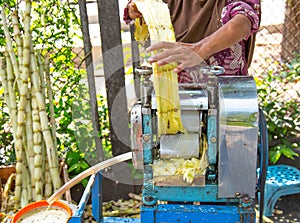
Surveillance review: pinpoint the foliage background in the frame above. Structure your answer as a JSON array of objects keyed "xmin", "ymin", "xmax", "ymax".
[
  {"xmin": 0, "ymin": 0, "xmax": 299, "ymax": 172},
  {"xmin": 0, "ymin": 0, "xmax": 111, "ymax": 183}
]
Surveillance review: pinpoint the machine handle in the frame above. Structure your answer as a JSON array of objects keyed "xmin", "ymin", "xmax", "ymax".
[
  {"xmin": 135, "ymin": 65, "xmax": 153, "ymax": 76},
  {"xmin": 200, "ymin": 65, "xmax": 225, "ymax": 76}
]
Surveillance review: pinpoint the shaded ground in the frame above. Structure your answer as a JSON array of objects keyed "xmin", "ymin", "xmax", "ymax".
[
  {"xmin": 269, "ymin": 194, "xmax": 300, "ymax": 223},
  {"xmin": 268, "ymin": 148, "xmax": 300, "ymax": 223}
]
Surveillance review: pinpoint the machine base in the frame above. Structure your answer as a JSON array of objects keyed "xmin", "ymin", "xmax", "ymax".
[
  {"xmin": 141, "ymin": 204, "xmax": 255, "ymax": 223},
  {"xmin": 100, "ymin": 217, "xmax": 140, "ymax": 223}
]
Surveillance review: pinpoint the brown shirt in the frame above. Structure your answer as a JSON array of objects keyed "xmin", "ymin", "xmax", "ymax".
[{"xmin": 163, "ymin": 0, "xmax": 226, "ymax": 43}]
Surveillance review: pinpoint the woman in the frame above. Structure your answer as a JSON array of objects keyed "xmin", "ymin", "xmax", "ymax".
[{"xmin": 124, "ymin": 0, "xmax": 261, "ymax": 83}]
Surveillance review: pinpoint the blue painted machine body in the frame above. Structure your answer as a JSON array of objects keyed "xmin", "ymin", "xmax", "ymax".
[{"xmin": 68, "ymin": 71, "xmax": 259, "ymax": 223}]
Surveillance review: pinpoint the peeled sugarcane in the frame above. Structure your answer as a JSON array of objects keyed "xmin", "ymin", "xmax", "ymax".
[
  {"xmin": 133, "ymin": 0, "xmax": 183, "ymax": 136},
  {"xmin": 133, "ymin": 0, "xmax": 210, "ymax": 184}
]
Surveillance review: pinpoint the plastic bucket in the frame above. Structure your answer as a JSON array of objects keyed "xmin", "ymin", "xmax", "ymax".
[{"xmin": 12, "ymin": 200, "xmax": 72, "ymax": 223}]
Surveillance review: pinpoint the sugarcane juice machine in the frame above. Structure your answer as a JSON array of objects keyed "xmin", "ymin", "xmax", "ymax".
[{"xmin": 131, "ymin": 65, "xmax": 259, "ymax": 222}]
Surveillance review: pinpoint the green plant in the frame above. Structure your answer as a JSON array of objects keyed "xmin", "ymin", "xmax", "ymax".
[
  {"xmin": 65, "ymin": 150, "xmax": 90, "ymax": 187},
  {"xmin": 255, "ymin": 53, "xmax": 300, "ymax": 164},
  {"xmin": 0, "ymin": 88, "xmax": 15, "ymax": 165},
  {"xmin": 54, "ymin": 69, "xmax": 112, "ymax": 186},
  {"xmin": 0, "ymin": 0, "xmax": 112, "ymax": 187}
]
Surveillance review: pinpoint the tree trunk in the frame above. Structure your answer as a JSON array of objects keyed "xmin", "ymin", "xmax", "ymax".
[
  {"xmin": 97, "ymin": 0, "xmax": 131, "ymax": 156},
  {"xmin": 78, "ymin": 0, "xmax": 104, "ymax": 163}
]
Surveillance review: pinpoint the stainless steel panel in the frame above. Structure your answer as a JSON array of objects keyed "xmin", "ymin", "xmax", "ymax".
[
  {"xmin": 160, "ymin": 133, "xmax": 200, "ymax": 158},
  {"xmin": 179, "ymin": 89, "xmax": 208, "ymax": 110},
  {"xmin": 218, "ymin": 76, "xmax": 258, "ymax": 198},
  {"xmin": 130, "ymin": 103, "xmax": 144, "ymax": 169}
]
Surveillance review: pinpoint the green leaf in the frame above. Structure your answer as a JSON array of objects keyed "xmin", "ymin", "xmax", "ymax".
[
  {"xmin": 66, "ymin": 150, "xmax": 82, "ymax": 166},
  {"xmin": 280, "ymin": 147, "xmax": 299, "ymax": 159},
  {"xmin": 269, "ymin": 149, "xmax": 281, "ymax": 164}
]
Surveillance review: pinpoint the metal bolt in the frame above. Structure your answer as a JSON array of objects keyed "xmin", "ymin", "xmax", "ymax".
[
  {"xmin": 210, "ymin": 137, "xmax": 217, "ymax": 143},
  {"xmin": 143, "ymin": 134, "xmax": 150, "ymax": 142},
  {"xmin": 144, "ymin": 196, "xmax": 154, "ymax": 202}
]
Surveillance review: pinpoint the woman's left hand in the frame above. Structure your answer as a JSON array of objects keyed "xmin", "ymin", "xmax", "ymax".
[{"xmin": 146, "ymin": 41, "xmax": 205, "ymax": 73}]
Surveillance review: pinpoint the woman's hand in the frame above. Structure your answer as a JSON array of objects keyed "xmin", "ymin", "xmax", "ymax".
[
  {"xmin": 128, "ymin": 1, "xmax": 142, "ymax": 19},
  {"xmin": 146, "ymin": 41, "xmax": 206, "ymax": 73},
  {"xmin": 145, "ymin": 14, "xmax": 252, "ymax": 73}
]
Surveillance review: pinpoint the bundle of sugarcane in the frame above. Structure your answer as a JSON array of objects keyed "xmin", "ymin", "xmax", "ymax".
[
  {"xmin": 0, "ymin": 0, "xmax": 61, "ymax": 209},
  {"xmin": 133, "ymin": 0, "xmax": 184, "ymax": 136}
]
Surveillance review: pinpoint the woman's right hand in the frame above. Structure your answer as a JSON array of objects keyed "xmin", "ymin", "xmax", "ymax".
[{"xmin": 128, "ymin": 1, "xmax": 142, "ymax": 19}]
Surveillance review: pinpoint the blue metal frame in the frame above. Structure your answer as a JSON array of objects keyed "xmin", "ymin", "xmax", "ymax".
[
  {"xmin": 142, "ymin": 111, "xmax": 152, "ymax": 165},
  {"xmin": 68, "ymin": 172, "xmax": 141, "ymax": 223},
  {"xmin": 92, "ymin": 172, "xmax": 103, "ymax": 222},
  {"xmin": 69, "ymin": 174, "xmax": 98, "ymax": 223},
  {"xmin": 207, "ymin": 109, "xmax": 218, "ymax": 165},
  {"xmin": 68, "ymin": 174, "xmax": 255, "ymax": 223},
  {"xmin": 144, "ymin": 184, "xmax": 238, "ymax": 203},
  {"xmin": 141, "ymin": 204, "xmax": 255, "ymax": 223},
  {"xmin": 101, "ymin": 217, "xmax": 140, "ymax": 223}
]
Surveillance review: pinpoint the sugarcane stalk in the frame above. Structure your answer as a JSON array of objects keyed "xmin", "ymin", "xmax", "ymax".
[
  {"xmin": 37, "ymin": 52, "xmax": 46, "ymax": 97},
  {"xmin": 25, "ymin": 94, "xmax": 35, "ymax": 184},
  {"xmin": 41, "ymin": 140, "xmax": 46, "ymax": 193},
  {"xmin": 12, "ymin": 9, "xmax": 23, "ymax": 72},
  {"xmin": 0, "ymin": 57, "xmax": 10, "ymax": 113},
  {"xmin": 134, "ymin": 0, "xmax": 183, "ymax": 136},
  {"xmin": 31, "ymin": 93, "xmax": 44, "ymax": 201},
  {"xmin": 13, "ymin": 59, "xmax": 26, "ymax": 209},
  {"xmin": 62, "ymin": 163, "xmax": 71, "ymax": 202},
  {"xmin": 103, "ymin": 209, "xmax": 140, "ymax": 217},
  {"xmin": 37, "ymin": 91, "xmax": 61, "ymax": 190},
  {"xmin": 25, "ymin": 165, "xmax": 33, "ymax": 204},
  {"xmin": 2, "ymin": 0, "xmax": 64, "ymax": 206},
  {"xmin": 255, "ymin": 209, "xmax": 274, "ymax": 223},
  {"xmin": 1, "ymin": 5, "xmax": 21, "ymax": 89},
  {"xmin": 31, "ymin": 47, "xmax": 62, "ymax": 192},
  {"xmin": 12, "ymin": 0, "xmax": 32, "ymax": 209},
  {"xmin": 44, "ymin": 56, "xmax": 57, "ymax": 149},
  {"xmin": 128, "ymin": 193, "xmax": 142, "ymax": 201},
  {"xmin": 6, "ymin": 53, "xmax": 18, "ymax": 136},
  {"xmin": 44, "ymin": 157, "xmax": 53, "ymax": 198},
  {"xmin": 23, "ymin": 141, "xmax": 33, "ymax": 203},
  {"xmin": 20, "ymin": 151, "xmax": 30, "ymax": 207}
]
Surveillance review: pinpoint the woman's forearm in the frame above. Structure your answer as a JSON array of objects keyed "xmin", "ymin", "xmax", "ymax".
[{"xmin": 193, "ymin": 14, "xmax": 252, "ymax": 59}]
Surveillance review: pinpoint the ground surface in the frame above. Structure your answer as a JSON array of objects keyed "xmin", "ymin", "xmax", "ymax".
[
  {"xmin": 268, "ymin": 194, "xmax": 300, "ymax": 223},
  {"xmin": 267, "ymin": 148, "xmax": 300, "ymax": 223}
]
